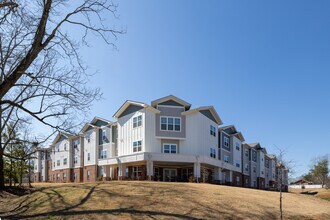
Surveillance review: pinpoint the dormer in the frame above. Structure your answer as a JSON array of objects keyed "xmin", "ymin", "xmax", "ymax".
[{"xmin": 151, "ymin": 95, "xmax": 191, "ymax": 111}]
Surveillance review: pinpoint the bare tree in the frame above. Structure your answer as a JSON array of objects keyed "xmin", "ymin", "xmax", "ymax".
[
  {"xmin": 275, "ymin": 147, "xmax": 294, "ymax": 220},
  {"xmin": 0, "ymin": 0, "xmax": 124, "ymax": 189}
]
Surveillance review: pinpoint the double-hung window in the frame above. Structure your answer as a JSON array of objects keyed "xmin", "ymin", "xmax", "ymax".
[
  {"xmin": 64, "ymin": 143, "xmax": 67, "ymax": 151},
  {"xmin": 235, "ymin": 143, "xmax": 240, "ymax": 151},
  {"xmin": 224, "ymin": 155, "xmax": 229, "ymax": 163},
  {"xmin": 235, "ymin": 160, "xmax": 240, "ymax": 168},
  {"xmin": 133, "ymin": 141, "xmax": 142, "ymax": 152},
  {"xmin": 245, "ymin": 164, "xmax": 249, "ymax": 172},
  {"xmin": 160, "ymin": 117, "xmax": 181, "ymax": 131},
  {"xmin": 210, "ymin": 125, "xmax": 216, "ymax": 137},
  {"xmin": 74, "ymin": 140, "xmax": 79, "ymax": 149},
  {"xmin": 100, "ymin": 149, "xmax": 107, "ymax": 159},
  {"xmin": 163, "ymin": 144, "xmax": 177, "ymax": 154},
  {"xmin": 102, "ymin": 130, "xmax": 107, "ymax": 141},
  {"xmin": 74, "ymin": 156, "xmax": 78, "ymax": 164},
  {"xmin": 245, "ymin": 149, "xmax": 249, "ymax": 157},
  {"xmin": 133, "ymin": 115, "xmax": 142, "ymax": 128},
  {"xmin": 87, "ymin": 153, "xmax": 90, "ymax": 161},
  {"xmin": 223, "ymin": 136, "xmax": 230, "ymax": 150},
  {"xmin": 63, "ymin": 158, "xmax": 67, "ymax": 165},
  {"xmin": 57, "ymin": 160, "xmax": 60, "ymax": 166},
  {"xmin": 210, "ymin": 148, "xmax": 216, "ymax": 158}
]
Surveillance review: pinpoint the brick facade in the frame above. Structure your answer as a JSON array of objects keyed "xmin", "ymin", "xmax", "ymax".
[
  {"xmin": 242, "ymin": 174, "xmax": 250, "ymax": 188},
  {"xmin": 232, "ymin": 171, "xmax": 243, "ymax": 187},
  {"xmin": 73, "ymin": 167, "xmax": 84, "ymax": 182},
  {"xmin": 257, "ymin": 177, "xmax": 265, "ymax": 189},
  {"xmin": 52, "ymin": 168, "xmax": 72, "ymax": 183},
  {"xmin": 83, "ymin": 165, "xmax": 98, "ymax": 182}
]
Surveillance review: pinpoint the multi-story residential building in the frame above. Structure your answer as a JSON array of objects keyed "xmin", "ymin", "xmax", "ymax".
[
  {"xmin": 33, "ymin": 148, "xmax": 51, "ymax": 182},
  {"xmin": 241, "ymin": 144, "xmax": 251, "ymax": 187},
  {"xmin": 265, "ymin": 154, "xmax": 277, "ymax": 189},
  {"xmin": 218, "ymin": 125, "xmax": 245, "ymax": 186},
  {"xmin": 32, "ymin": 95, "xmax": 289, "ymax": 191}
]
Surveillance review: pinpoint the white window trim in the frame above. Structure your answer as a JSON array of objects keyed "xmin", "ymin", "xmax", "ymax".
[
  {"xmin": 160, "ymin": 116, "xmax": 181, "ymax": 132},
  {"xmin": 163, "ymin": 143, "xmax": 178, "ymax": 154},
  {"xmin": 133, "ymin": 140, "xmax": 142, "ymax": 152},
  {"xmin": 133, "ymin": 115, "xmax": 143, "ymax": 128}
]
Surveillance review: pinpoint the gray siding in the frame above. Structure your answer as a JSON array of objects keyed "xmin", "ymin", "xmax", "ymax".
[
  {"xmin": 119, "ymin": 105, "xmax": 144, "ymax": 118},
  {"xmin": 155, "ymin": 106, "xmax": 186, "ymax": 138},
  {"xmin": 93, "ymin": 119, "xmax": 109, "ymax": 127},
  {"xmin": 200, "ymin": 110, "xmax": 217, "ymax": 124},
  {"xmin": 158, "ymin": 100, "xmax": 184, "ymax": 107},
  {"xmin": 160, "ymin": 139, "xmax": 180, "ymax": 153},
  {"xmin": 242, "ymin": 146, "xmax": 250, "ymax": 175}
]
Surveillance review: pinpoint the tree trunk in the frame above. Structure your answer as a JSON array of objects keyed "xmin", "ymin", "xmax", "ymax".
[{"xmin": 0, "ymin": 148, "xmax": 4, "ymax": 189}]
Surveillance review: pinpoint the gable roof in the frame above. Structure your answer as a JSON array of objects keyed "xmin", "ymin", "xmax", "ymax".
[
  {"xmin": 90, "ymin": 116, "xmax": 113, "ymax": 127},
  {"xmin": 151, "ymin": 95, "xmax": 191, "ymax": 110},
  {"xmin": 50, "ymin": 132, "xmax": 75, "ymax": 146},
  {"xmin": 219, "ymin": 125, "xmax": 245, "ymax": 141},
  {"xmin": 181, "ymin": 106, "xmax": 223, "ymax": 125},
  {"xmin": 113, "ymin": 100, "xmax": 160, "ymax": 118},
  {"xmin": 79, "ymin": 123, "xmax": 98, "ymax": 133}
]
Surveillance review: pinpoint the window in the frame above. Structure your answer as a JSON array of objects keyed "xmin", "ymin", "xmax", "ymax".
[
  {"xmin": 245, "ymin": 149, "xmax": 249, "ymax": 157},
  {"xmin": 53, "ymin": 162, "xmax": 55, "ymax": 168},
  {"xmin": 57, "ymin": 146, "xmax": 59, "ymax": 152},
  {"xmin": 133, "ymin": 141, "xmax": 142, "ymax": 152},
  {"xmin": 87, "ymin": 153, "xmax": 90, "ymax": 161},
  {"xmin": 86, "ymin": 134, "xmax": 91, "ymax": 143},
  {"xmin": 223, "ymin": 136, "xmax": 230, "ymax": 150},
  {"xmin": 224, "ymin": 155, "xmax": 229, "ymax": 163},
  {"xmin": 41, "ymin": 164, "xmax": 43, "ymax": 169},
  {"xmin": 133, "ymin": 115, "xmax": 142, "ymax": 128},
  {"xmin": 253, "ymin": 180, "xmax": 257, "ymax": 187},
  {"xmin": 133, "ymin": 166, "xmax": 142, "ymax": 179},
  {"xmin": 235, "ymin": 143, "xmax": 240, "ymax": 151},
  {"xmin": 252, "ymin": 150, "xmax": 257, "ymax": 162},
  {"xmin": 63, "ymin": 158, "xmax": 67, "ymax": 165},
  {"xmin": 253, "ymin": 166, "xmax": 256, "ymax": 173},
  {"xmin": 64, "ymin": 143, "xmax": 67, "ymax": 151},
  {"xmin": 102, "ymin": 130, "xmax": 107, "ymax": 141},
  {"xmin": 163, "ymin": 144, "xmax": 177, "ymax": 154},
  {"xmin": 100, "ymin": 149, "xmax": 107, "ymax": 159},
  {"xmin": 235, "ymin": 161, "xmax": 240, "ymax": 168},
  {"xmin": 57, "ymin": 173, "xmax": 60, "ymax": 180},
  {"xmin": 74, "ymin": 156, "xmax": 78, "ymax": 164},
  {"xmin": 210, "ymin": 125, "xmax": 216, "ymax": 137},
  {"xmin": 245, "ymin": 164, "xmax": 249, "ymax": 172},
  {"xmin": 57, "ymin": 160, "xmax": 60, "ymax": 166},
  {"xmin": 73, "ymin": 173, "xmax": 77, "ymax": 181},
  {"xmin": 73, "ymin": 140, "xmax": 79, "ymax": 149},
  {"xmin": 87, "ymin": 170, "xmax": 90, "ymax": 180},
  {"xmin": 210, "ymin": 148, "xmax": 216, "ymax": 158},
  {"xmin": 63, "ymin": 173, "xmax": 67, "ymax": 180},
  {"xmin": 160, "ymin": 116, "xmax": 181, "ymax": 131},
  {"xmin": 261, "ymin": 171, "xmax": 264, "ymax": 175}
]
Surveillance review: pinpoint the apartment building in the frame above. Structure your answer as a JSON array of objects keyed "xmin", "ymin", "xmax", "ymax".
[{"xmin": 32, "ymin": 95, "xmax": 289, "ymax": 191}]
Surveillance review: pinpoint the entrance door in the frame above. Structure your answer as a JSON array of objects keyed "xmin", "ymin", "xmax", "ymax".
[{"xmin": 163, "ymin": 169, "xmax": 177, "ymax": 182}]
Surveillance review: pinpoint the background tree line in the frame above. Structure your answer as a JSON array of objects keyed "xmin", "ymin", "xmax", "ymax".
[{"xmin": 303, "ymin": 155, "xmax": 329, "ymax": 188}]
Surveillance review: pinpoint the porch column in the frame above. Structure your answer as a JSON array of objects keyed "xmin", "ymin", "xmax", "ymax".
[
  {"xmin": 214, "ymin": 167, "xmax": 223, "ymax": 182},
  {"xmin": 146, "ymin": 160, "xmax": 154, "ymax": 180},
  {"xmin": 229, "ymin": 170, "xmax": 233, "ymax": 183},
  {"xmin": 118, "ymin": 163, "xmax": 127, "ymax": 180},
  {"xmin": 109, "ymin": 166, "xmax": 114, "ymax": 180},
  {"xmin": 194, "ymin": 162, "xmax": 201, "ymax": 180},
  {"xmin": 102, "ymin": 166, "xmax": 110, "ymax": 181}
]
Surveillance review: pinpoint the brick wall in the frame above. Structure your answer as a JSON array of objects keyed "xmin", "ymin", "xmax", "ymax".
[{"xmin": 83, "ymin": 165, "xmax": 98, "ymax": 182}]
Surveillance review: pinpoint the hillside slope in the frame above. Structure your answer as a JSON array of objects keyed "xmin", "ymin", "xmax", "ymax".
[{"xmin": 0, "ymin": 181, "xmax": 329, "ymax": 219}]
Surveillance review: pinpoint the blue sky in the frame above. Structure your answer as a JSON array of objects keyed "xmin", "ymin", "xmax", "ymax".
[{"xmin": 60, "ymin": 0, "xmax": 330, "ymax": 177}]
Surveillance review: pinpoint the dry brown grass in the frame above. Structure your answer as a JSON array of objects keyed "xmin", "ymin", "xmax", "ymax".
[
  {"xmin": 290, "ymin": 188, "xmax": 330, "ymax": 201},
  {"xmin": 0, "ymin": 181, "xmax": 329, "ymax": 220}
]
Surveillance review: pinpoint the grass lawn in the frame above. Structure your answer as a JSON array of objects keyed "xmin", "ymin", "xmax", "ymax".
[
  {"xmin": 290, "ymin": 188, "xmax": 330, "ymax": 202},
  {"xmin": 0, "ymin": 181, "xmax": 329, "ymax": 219}
]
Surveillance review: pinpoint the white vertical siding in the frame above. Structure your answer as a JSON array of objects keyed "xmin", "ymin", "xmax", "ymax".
[{"xmin": 117, "ymin": 109, "xmax": 145, "ymax": 156}]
